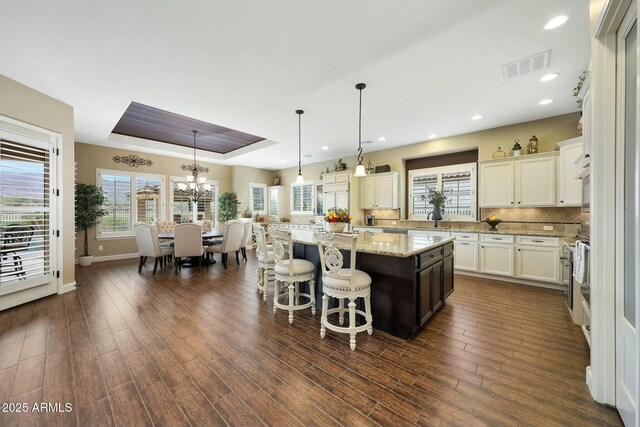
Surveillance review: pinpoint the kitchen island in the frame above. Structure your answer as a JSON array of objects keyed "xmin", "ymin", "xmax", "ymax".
[{"xmin": 290, "ymin": 230, "xmax": 455, "ymax": 339}]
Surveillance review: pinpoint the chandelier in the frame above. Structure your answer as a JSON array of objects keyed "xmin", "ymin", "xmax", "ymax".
[{"xmin": 177, "ymin": 130, "xmax": 212, "ymax": 203}]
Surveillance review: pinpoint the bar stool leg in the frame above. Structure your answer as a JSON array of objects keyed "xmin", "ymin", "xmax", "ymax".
[
  {"xmin": 273, "ymin": 280, "xmax": 280, "ymax": 314},
  {"xmin": 339, "ymin": 298, "xmax": 345, "ymax": 326},
  {"xmin": 348, "ymin": 298, "xmax": 357, "ymax": 351},
  {"xmin": 263, "ymin": 269, "xmax": 269, "ymax": 302},
  {"xmin": 365, "ymin": 294, "xmax": 373, "ymax": 335},
  {"xmin": 310, "ymin": 278, "xmax": 316, "ymax": 315},
  {"xmin": 288, "ymin": 282, "xmax": 295, "ymax": 324},
  {"xmin": 320, "ymin": 294, "xmax": 329, "ymax": 338}
]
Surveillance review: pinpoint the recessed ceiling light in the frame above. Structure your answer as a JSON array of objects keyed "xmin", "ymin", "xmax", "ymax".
[
  {"xmin": 428, "ymin": 134, "xmax": 438, "ymax": 139},
  {"xmin": 378, "ymin": 137, "xmax": 386, "ymax": 141},
  {"xmin": 544, "ymin": 15, "xmax": 569, "ymax": 30},
  {"xmin": 472, "ymin": 115, "xmax": 482, "ymax": 120},
  {"xmin": 539, "ymin": 98, "xmax": 554, "ymax": 105},
  {"xmin": 280, "ymin": 159, "xmax": 285, "ymax": 163},
  {"xmin": 322, "ymin": 146, "xmax": 328, "ymax": 150},
  {"xmin": 540, "ymin": 73, "xmax": 559, "ymax": 82}
]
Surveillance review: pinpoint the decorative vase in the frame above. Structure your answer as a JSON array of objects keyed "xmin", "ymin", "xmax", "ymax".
[
  {"xmin": 78, "ymin": 255, "xmax": 93, "ymax": 267},
  {"xmin": 432, "ymin": 204, "xmax": 443, "ymax": 221},
  {"xmin": 327, "ymin": 222, "xmax": 346, "ymax": 233}
]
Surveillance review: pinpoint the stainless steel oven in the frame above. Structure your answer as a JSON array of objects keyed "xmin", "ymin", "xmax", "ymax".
[{"xmin": 561, "ymin": 244, "xmax": 574, "ymax": 311}]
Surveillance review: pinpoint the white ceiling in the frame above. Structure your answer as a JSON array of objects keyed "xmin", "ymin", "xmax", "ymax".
[{"xmin": 0, "ymin": 0, "xmax": 588, "ymax": 170}]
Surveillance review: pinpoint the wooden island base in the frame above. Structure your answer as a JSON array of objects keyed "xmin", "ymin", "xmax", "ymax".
[{"xmin": 294, "ymin": 240, "xmax": 454, "ymax": 339}]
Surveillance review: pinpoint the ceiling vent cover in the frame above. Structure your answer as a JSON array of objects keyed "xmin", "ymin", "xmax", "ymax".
[{"xmin": 502, "ymin": 50, "xmax": 551, "ymax": 80}]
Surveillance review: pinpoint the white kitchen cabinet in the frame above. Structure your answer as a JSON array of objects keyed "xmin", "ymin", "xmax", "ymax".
[
  {"xmin": 515, "ymin": 235, "xmax": 560, "ymax": 283},
  {"xmin": 325, "ymin": 190, "xmax": 349, "ymax": 213},
  {"xmin": 479, "ymin": 161, "xmax": 514, "ymax": 207},
  {"xmin": 360, "ymin": 172, "xmax": 399, "ymax": 209},
  {"xmin": 479, "ymin": 235, "xmax": 514, "ymax": 277},
  {"xmin": 516, "ymin": 245, "xmax": 560, "ymax": 283},
  {"xmin": 323, "ymin": 170, "xmax": 351, "ymax": 184},
  {"xmin": 267, "ymin": 186, "xmax": 285, "ymax": 221},
  {"xmin": 556, "ymin": 138, "xmax": 583, "ymax": 206},
  {"xmin": 454, "ymin": 241, "xmax": 479, "ymax": 271},
  {"xmin": 515, "ymin": 155, "xmax": 556, "ymax": 206}
]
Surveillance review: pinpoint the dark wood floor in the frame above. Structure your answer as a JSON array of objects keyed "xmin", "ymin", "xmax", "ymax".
[{"xmin": 0, "ymin": 251, "xmax": 622, "ymax": 427}]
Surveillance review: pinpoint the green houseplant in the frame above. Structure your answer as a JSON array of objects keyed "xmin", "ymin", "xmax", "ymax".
[
  {"xmin": 75, "ymin": 183, "xmax": 108, "ymax": 266},
  {"xmin": 218, "ymin": 192, "xmax": 240, "ymax": 222}
]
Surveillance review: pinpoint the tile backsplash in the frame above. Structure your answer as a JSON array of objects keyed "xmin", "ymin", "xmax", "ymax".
[{"xmin": 479, "ymin": 207, "xmax": 583, "ymax": 223}]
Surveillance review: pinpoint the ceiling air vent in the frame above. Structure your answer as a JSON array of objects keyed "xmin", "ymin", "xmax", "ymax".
[{"xmin": 502, "ymin": 50, "xmax": 551, "ymax": 81}]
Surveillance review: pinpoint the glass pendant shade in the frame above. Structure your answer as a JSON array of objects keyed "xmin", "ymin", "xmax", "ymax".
[
  {"xmin": 296, "ymin": 173, "xmax": 304, "ymax": 183},
  {"xmin": 354, "ymin": 164, "xmax": 367, "ymax": 177},
  {"xmin": 354, "ymin": 83, "xmax": 367, "ymax": 178}
]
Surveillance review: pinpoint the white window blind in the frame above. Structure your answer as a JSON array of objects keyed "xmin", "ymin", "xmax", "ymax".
[
  {"xmin": 290, "ymin": 182, "xmax": 314, "ymax": 215},
  {"xmin": 1, "ymin": 138, "xmax": 54, "ymax": 290},
  {"xmin": 98, "ymin": 170, "xmax": 164, "ymax": 237},
  {"xmin": 269, "ymin": 189, "xmax": 278, "ymax": 216},
  {"xmin": 250, "ymin": 183, "xmax": 267, "ymax": 214},
  {"xmin": 409, "ymin": 163, "xmax": 476, "ymax": 221},
  {"xmin": 170, "ymin": 177, "xmax": 218, "ymax": 225}
]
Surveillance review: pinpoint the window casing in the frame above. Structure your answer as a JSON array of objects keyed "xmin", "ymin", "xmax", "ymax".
[
  {"xmin": 408, "ymin": 163, "xmax": 476, "ymax": 221},
  {"xmin": 249, "ymin": 183, "xmax": 267, "ymax": 214},
  {"xmin": 170, "ymin": 176, "xmax": 218, "ymax": 226},
  {"xmin": 97, "ymin": 169, "xmax": 165, "ymax": 237},
  {"xmin": 290, "ymin": 182, "xmax": 315, "ymax": 215}
]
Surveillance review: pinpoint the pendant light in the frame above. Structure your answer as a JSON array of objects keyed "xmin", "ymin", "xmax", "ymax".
[
  {"xmin": 354, "ymin": 83, "xmax": 367, "ymax": 177},
  {"xmin": 296, "ymin": 109, "xmax": 305, "ymax": 183},
  {"xmin": 177, "ymin": 130, "xmax": 212, "ymax": 203}
]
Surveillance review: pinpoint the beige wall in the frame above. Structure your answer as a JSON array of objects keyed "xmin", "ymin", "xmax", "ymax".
[
  {"xmin": 278, "ymin": 112, "xmax": 581, "ymax": 223},
  {"xmin": 231, "ymin": 165, "xmax": 274, "ymax": 215},
  {"xmin": 0, "ymin": 75, "xmax": 75, "ymax": 290}
]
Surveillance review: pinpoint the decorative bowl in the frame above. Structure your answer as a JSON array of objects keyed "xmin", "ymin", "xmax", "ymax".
[
  {"xmin": 483, "ymin": 220, "xmax": 502, "ymax": 231},
  {"xmin": 326, "ymin": 222, "xmax": 347, "ymax": 233}
]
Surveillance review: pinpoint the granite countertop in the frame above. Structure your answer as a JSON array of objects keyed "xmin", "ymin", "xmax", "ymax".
[
  {"xmin": 290, "ymin": 229, "xmax": 454, "ymax": 258},
  {"xmin": 354, "ymin": 224, "xmax": 571, "ymax": 238}
]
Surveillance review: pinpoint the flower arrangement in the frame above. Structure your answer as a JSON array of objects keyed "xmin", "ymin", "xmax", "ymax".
[
  {"xmin": 324, "ymin": 207, "xmax": 351, "ymax": 223},
  {"xmin": 426, "ymin": 188, "xmax": 447, "ymax": 208}
]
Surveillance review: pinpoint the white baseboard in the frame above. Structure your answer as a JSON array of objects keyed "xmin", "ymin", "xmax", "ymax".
[
  {"xmin": 454, "ymin": 270, "xmax": 562, "ymax": 290},
  {"xmin": 59, "ymin": 281, "xmax": 76, "ymax": 294},
  {"xmin": 75, "ymin": 252, "xmax": 139, "ymax": 264}
]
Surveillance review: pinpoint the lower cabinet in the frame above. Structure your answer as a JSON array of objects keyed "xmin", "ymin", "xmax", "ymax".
[
  {"xmin": 416, "ymin": 242, "xmax": 454, "ymax": 328},
  {"xmin": 454, "ymin": 241, "xmax": 478, "ymax": 271},
  {"xmin": 479, "ymin": 243, "xmax": 514, "ymax": 276},
  {"xmin": 516, "ymin": 245, "xmax": 560, "ymax": 283}
]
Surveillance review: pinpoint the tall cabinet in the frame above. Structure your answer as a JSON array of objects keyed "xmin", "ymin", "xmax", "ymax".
[{"xmin": 323, "ymin": 170, "xmax": 352, "ymax": 213}]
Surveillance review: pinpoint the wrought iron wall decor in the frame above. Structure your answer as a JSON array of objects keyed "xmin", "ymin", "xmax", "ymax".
[{"xmin": 112, "ymin": 154, "xmax": 153, "ymax": 167}]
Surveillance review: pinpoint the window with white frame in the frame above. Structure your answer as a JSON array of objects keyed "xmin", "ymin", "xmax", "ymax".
[
  {"xmin": 409, "ymin": 162, "xmax": 476, "ymax": 221},
  {"xmin": 170, "ymin": 176, "xmax": 218, "ymax": 225},
  {"xmin": 249, "ymin": 183, "xmax": 267, "ymax": 214},
  {"xmin": 290, "ymin": 182, "xmax": 314, "ymax": 215},
  {"xmin": 97, "ymin": 169, "xmax": 164, "ymax": 237}
]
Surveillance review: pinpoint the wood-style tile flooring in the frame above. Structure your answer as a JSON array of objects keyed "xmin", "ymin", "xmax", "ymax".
[{"xmin": 0, "ymin": 251, "xmax": 622, "ymax": 426}]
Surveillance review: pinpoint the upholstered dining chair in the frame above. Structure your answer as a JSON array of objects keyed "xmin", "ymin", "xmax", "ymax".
[
  {"xmin": 156, "ymin": 220, "xmax": 176, "ymax": 233},
  {"xmin": 272, "ymin": 228, "xmax": 316, "ymax": 324},
  {"xmin": 134, "ymin": 223, "xmax": 174, "ymax": 274},
  {"xmin": 205, "ymin": 220, "xmax": 243, "ymax": 268},
  {"xmin": 316, "ymin": 231, "xmax": 373, "ymax": 350},
  {"xmin": 173, "ymin": 223, "xmax": 205, "ymax": 273},
  {"xmin": 239, "ymin": 221, "xmax": 252, "ymax": 261}
]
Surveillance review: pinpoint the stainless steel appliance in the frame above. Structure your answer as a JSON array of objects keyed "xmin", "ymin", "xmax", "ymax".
[
  {"xmin": 560, "ymin": 244, "xmax": 574, "ymax": 312},
  {"xmin": 365, "ymin": 214, "xmax": 375, "ymax": 226}
]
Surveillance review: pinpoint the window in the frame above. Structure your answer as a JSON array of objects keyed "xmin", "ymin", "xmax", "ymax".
[
  {"xmin": 170, "ymin": 176, "xmax": 218, "ymax": 225},
  {"xmin": 408, "ymin": 162, "xmax": 476, "ymax": 221},
  {"xmin": 97, "ymin": 169, "xmax": 164, "ymax": 237},
  {"xmin": 249, "ymin": 183, "xmax": 267, "ymax": 214},
  {"xmin": 290, "ymin": 182, "xmax": 315, "ymax": 215}
]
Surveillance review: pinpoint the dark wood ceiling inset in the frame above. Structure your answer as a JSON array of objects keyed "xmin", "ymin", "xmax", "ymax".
[{"xmin": 112, "ymin": 102, "xmax": 265, "ymax": 154}]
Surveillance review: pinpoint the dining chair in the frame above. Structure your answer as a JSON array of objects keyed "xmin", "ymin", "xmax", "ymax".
[
  {"xmin": 156, "ymin": 220, "xmax": 176, "ymax": 233},
  {"xmin": 272, "ymin": 228, "xmax": 316, "ymax": 324},
  {"xmin": 316, "ymin": 230, "xmax": 372, "ymax": 350},
  {"xmin": 173, "ymin": 223, "xmax": 205, "ymax": 273},
  {"xmin": 239, "ymin": 221, "xmax": 252, "ymax": 261},
  {"xmin": 0, "ymin": 224, "xmax": 35, "ymax": 278},
  {"xmin": 205, "ymin": 220, "xmax": 243, "ymax": 268},
  {"xmin": 134, "ymin": 223, "xmax": 174, "ymax": 274},
  {"xmin": 253, "ymin": 223, "xmax": 275, "ymax": 302}
]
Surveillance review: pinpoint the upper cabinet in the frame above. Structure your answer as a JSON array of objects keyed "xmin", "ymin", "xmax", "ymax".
[
  {"xmin": 479, "ymin": 152, "xmax": 557, "ymax": 208},
  {"xmin": 360, "ymin": 172, "xmax": 399, "ymax": 209},
  {"xmin": 556, "ymin": 137, "xmax": 583, "ymax": 206},
  {"xmin": 479, "ymin": 161, "xmax": 514, "ymax": 207},
  {"xmin": 323, "ymin": 170, "xmax": 351, "ymax": 214}
]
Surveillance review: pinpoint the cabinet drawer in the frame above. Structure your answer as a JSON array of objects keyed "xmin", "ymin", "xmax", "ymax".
[
  {"xmin": 324, "ymin": 175, "xmax": 336, "ymax": 184},
  {"xmin": 480, "ymin": 234, "xmax": 514, "ymax": 244},
  {"xmin": 335, "ymin": 173, "xmax": 350, "ymax": 183},
  {"xmin": 443, "ymin": 242, "xmax": 454, "ymax": 257},
  {"xmin": 516, "ymin": 236, "xmax": 560, "ymax": 247},
  {"xmin": 452, "ymin": 232, "xmax": 478, "ymax": 241},
  {"xmin": 324, "ymin": 182, "xmax": 349, "ymax": 192},
  {"xmin": 417, "ymin": 247, "xmax": 443, "ymax": 269}
]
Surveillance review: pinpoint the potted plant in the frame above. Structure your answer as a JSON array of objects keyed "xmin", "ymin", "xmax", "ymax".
[
  {"xmin": 218, "ymin": 192, "xmax": 240, "ymax": 222},
  {"xmin": 333, "ymin": 158, "xmax": 347, "ymax": 171},
  {"xmin": 75, "ymin": 183, "xmax": 108, "ymax": 266},
  {"xmin": 324, "ymin": 207, "xmax": 352, "ymax": 232}
]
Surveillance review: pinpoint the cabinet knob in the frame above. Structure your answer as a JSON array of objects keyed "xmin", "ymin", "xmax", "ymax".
[
  {"xmin": 560, "ymin": 200, "xmax": 564, "ymax": 203},
  {"xmin": 518, "ymin": 248, "xmax": 521, "ymax": 251},
  {"xmin": 518, "ymin": 201, "xmax": 521, "ymax": 204},
  {"xmin": 510, "ymin": 201, "xmax": 514, "ymax": 204},
  {"xmin": 585, "ymin": 154, "xmax": 590, "ymax": 158}
]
